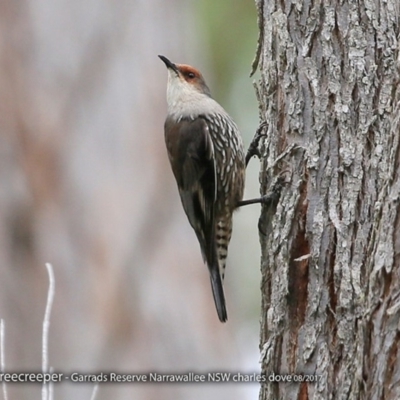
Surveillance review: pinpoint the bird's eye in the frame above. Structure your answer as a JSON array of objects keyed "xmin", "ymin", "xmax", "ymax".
[{"xmin": 187, "ymin": 72, "xmax": 195, "ymax": 79}]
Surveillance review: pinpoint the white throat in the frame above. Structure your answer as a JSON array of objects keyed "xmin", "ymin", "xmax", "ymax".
[{"xmin": 166, "ymin": 72, "xmax": 226, "ymax": 120}]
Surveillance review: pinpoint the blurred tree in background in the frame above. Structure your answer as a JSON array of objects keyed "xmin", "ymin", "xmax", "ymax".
[{"xmin": 0, "ymin": 1, "xmax": 261, "ymax": 400}]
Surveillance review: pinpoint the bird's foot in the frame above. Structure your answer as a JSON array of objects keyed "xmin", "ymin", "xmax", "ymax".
[
  {"xmin": 237, "ymin": 173, "xmax": 287, "ymax": 208},
  {"xmin": 245, "ymin": 121, "xmax": 268, "ymax": 166}
]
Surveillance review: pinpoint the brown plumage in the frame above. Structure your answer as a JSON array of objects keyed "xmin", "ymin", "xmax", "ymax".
[{"xmin": 159, "ymin": 55, "xmax": 245, "ymax": 322}]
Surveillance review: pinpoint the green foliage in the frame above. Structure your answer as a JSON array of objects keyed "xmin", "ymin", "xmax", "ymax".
[{"xmin": 196, "ymin": 0, "xmax": 258, "ymax": 102}]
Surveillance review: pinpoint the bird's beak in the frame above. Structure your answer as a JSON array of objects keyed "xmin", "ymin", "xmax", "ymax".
[{"xmin": 158, "ymin": 55, "xmax": 179, "ymax": 75}]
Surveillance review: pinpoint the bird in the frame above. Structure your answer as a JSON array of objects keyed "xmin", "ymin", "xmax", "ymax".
[{"xmin": 159, "ymin": 55, "xmax": 245, "ymax": 322}]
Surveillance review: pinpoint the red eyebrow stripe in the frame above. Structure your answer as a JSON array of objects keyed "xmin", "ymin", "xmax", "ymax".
[{"xmin": 176, "ymin": 64, "xmax": 201, "ymax": 77}]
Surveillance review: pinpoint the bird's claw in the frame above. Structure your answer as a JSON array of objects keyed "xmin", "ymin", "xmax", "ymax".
[{"xmin": 245, "ymin": 121, "xmax": 268, "ymax": 166}]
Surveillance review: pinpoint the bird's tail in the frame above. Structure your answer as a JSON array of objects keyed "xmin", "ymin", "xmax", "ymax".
[{"xmin": 209, "ymin": 265, "xmax": 227, "ymax": 322}]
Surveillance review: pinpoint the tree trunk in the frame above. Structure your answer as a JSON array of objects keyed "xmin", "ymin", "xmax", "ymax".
[{"xmin": 254, "ymin": 0, "xmax": 400, "ymax": 399}]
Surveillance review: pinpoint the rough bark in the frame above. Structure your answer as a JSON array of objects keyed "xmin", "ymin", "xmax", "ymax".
[{"xmin": 255, "ymin": 0, "xmax": 400, "ymax": 399}]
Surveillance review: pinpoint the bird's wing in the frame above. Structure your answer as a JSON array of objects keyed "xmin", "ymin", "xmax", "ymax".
[
  {"xmin": 164, "ymin": 116, "xmax": 227, "ymax": 322},
  {"xmin": 164, "ymin": 116, "xmax": 217, "ymax": 264}
]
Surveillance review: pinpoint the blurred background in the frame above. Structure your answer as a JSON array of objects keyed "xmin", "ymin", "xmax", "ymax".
[{"xmin": 0, "ymin": 0, "xmax": 261, "ymax": 399}]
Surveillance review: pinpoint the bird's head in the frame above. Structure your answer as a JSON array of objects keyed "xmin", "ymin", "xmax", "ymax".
[{"xmin": 159, "ymin": 55, "xmax": 212, "ymax": 101}]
